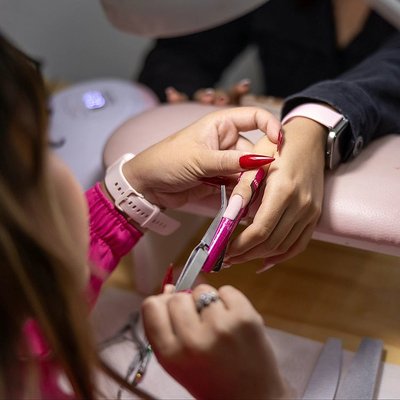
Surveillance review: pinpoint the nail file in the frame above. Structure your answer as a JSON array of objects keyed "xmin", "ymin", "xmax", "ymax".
[
  {"xmin": 302, "ymin": 338, "xmax": 342, "ymax": 400},
  {"xmin": 334, "ymin": 337, "xmax": 383, "ymax": 400}
]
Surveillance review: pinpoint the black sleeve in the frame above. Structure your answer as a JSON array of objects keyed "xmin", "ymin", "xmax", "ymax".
[
  {"xmin": 282, "ymin": 32, "xmax": 400, "ymax": 163},
  {"xmin": 137, "ymin": 15, "xmax": 251, "ymax": 102}
]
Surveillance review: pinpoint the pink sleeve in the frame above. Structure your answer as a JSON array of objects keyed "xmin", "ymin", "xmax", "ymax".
[{"xmin": 85, "ymin": 183, "xmax": 143, "ymax": 304}]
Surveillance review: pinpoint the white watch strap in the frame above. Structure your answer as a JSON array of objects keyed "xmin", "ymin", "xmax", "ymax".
[
  {"xmin": 282, "ymin": 103, "xmax": 344, "ymax": 129},
  {"xmin": 105, "ymin": 153, "xmax": 180, "ymax": 235}
]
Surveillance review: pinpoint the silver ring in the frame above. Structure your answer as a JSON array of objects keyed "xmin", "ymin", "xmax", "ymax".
[{"xmin": 196, "ymin": 291, "xmax": 219, "ymax": 312}]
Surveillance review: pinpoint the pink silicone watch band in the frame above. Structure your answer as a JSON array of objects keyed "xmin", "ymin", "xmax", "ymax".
[{"xmin": 282, "ymin": 103, "xmax": 344, "ymax": 128}]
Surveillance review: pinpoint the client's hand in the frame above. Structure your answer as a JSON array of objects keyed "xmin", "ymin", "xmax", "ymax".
[
  {"xmin": 165, "ymin": 79, "xmax": 251, "ymax": 106},
  {"xmin": 142, "ymin": 284, "xmax": 289, "ymax": 400},
  {"xmin": 225, "ymin": 117, "xmax": 327, "ymax": 269},
  {"xmin": 122, "ymin": 107, "xmax": 281, "ymax": 209}
]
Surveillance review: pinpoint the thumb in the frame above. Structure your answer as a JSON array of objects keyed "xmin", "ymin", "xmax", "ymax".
[{"xmin": 199, "ymin": 149, "xmax": 274, "ymax": 178}]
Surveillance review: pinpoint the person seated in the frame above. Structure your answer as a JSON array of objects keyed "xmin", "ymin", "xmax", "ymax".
[
  {"xmin": 0, "ymin": 33, "xmax": 293, "ymax": 399},
  {"xmin": 137, "ymin": 0, "xmax": 400, "ymax": 270}
]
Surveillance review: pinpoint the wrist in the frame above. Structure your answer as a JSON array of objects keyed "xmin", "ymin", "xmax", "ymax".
[
  {"xmin": 282, "ymin": 117, "xmax": 327, "ymax": 161},
  {"xmin": 104, "ymin": 154, "xmax": 180, "ymax": 235},
  {"xmin": 282, "ymin": 103, "xmax": 348, "ymax": 169},
  {"xmin": 99, "ymin": 181, "xmax": 146, "ymax": 233}
]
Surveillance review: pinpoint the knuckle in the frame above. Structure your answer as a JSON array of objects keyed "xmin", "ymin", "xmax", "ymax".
[
  {"xmin": 218, "ymin": 285, "xmax": 236, "ymax": 297},
  {"xmin": 194, "ymin": 283, "xmax": 217, "ymax": 295},
  {"xmin": 233, "ymin": 314, "xmax": 261, "ymax": 337},
  {"xmin": 274, "ymin": 179, "xmax": 297, "ymax": 198},
  {"xmin": 301, "ymin": 196, "xmax": 322, "ymax": 218},
  {"xmin": 219, "ymin": 151, "xmax": 233, "ymax": 173},
  {"xmin": 157, "ymin": 341, "xmax": 181, "ymax": 361},
  {"xmin": 141, "ymin": 295, "xmax": 159, "ymax": 312},
  {"xmin": 211, "ymin": 320, "xmax": 233, "ymax": 340}
]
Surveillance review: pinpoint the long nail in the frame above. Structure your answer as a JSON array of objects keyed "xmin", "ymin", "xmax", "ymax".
[
  {"xmin": 223, "ymin": 194, "xmax": 243, "ymax": 219},
  {"xmin": 256, "ymin": 261, "xmax": 276, "ymax": 274},
  {"xmin": 277, "ymin": 129, "xmax": 284, "ymax": 153},
  {"xmin": 239, "ymin": 154, "xmax": 275, "ymax": 169}
]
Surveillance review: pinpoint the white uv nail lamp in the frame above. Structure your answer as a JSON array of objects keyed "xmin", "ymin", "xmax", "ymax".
[{"xmin": 48, "ymin": 78, "xmax": 158, "ymax": 189}]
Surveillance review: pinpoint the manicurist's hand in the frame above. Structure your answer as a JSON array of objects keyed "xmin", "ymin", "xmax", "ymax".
[
  {"xmin": 224, "ymin": 117, "xmax": 327, "ymax": 269},
  {"xmin": 142, "ymin": 284, "xmax": 289, "ymax": 400},
  {"xmin": 122, "ymin": 107, "xmax": 281, "ymax": 209}
]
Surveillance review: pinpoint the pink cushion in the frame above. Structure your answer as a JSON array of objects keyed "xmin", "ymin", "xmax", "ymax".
[{"xmin": 104, "ymin": 103, "xmax": 400, "ymax": 257}]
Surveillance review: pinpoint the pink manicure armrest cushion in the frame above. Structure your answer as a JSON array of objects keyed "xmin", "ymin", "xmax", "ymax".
[{"xmin": 103, "ymin": 103, "xmax": 400, "ymax": 257}]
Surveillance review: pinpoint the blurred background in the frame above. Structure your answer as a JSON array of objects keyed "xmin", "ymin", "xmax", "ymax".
[{"xmin": 0, "ymin": 0, "xmax": 264, "ymax": 90}]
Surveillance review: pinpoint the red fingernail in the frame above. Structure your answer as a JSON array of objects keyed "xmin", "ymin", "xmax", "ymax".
[
  {"xmin": 277, "ymin": 130, "xmax": 284, "ymax": 153},
  {"xmin": 239, "ymin": 154, "xmax": 275, "ymax": 169},
  {"xmin": 161, "ymin": 263, "xmax": 174, "ymax": 292}
]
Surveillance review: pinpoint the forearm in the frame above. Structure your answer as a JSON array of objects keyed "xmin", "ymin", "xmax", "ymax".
[{"xmin": 282, "ymin": 32, "xmax": 400, "ymax": 162}]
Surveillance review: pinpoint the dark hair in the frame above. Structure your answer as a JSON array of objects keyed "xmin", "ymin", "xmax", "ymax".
[{"xmin": 0, "ymin": 34, "xmax": 151, "ymax": 399}]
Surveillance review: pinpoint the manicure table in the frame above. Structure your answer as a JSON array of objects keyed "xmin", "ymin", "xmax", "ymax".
[{"xmin": 103, "ymin": 102, "xmax": 400, "ymax": 293}]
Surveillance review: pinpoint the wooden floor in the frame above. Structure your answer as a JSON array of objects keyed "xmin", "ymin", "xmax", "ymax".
[{"xmin": 107, "ymin": 226, "xmax": 400, "ymax": 365}]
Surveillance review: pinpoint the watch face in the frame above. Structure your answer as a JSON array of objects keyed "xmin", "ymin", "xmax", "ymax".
[{"xmin": 326, "ymin": 118, "xmax": 348, "ymax": 170}]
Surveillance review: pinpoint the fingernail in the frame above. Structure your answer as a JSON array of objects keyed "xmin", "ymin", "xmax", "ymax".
[
  {"xmin": 163, "ymin": 284, "xmax": 175, "ymax": 293},
  {"xmin": 223, "ymin": 194, "xmax": 243, "ymax": 219},
  {"xmin": 277, "ymin": 129, "xmax": 284, "ymax": 153},
  {"xmin": 256, "ymin": 261, "xmax": 276, "ymax": 274},
  {"xmin": 239, "ymin": 154, "xmax": 275, "ymax": 169},
  {"xmin": 238, "ymin": 78, "xmax": 251, "ymax": 86},
  {"xmin": 204, "ymin": 88, "xmax": 215, "ymax": 95},
  {"xmin": 222, "ymin": 262, "xmax": 232, "ymax": 269}
]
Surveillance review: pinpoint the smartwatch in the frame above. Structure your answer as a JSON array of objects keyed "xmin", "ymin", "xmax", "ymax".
[
  {"xmin": 104, "ymin": 153, "xmax": 180, "ymax": 235},
  {"xmin": 282, "ymin": 103, "xmax": 349, "ymax": 170}
]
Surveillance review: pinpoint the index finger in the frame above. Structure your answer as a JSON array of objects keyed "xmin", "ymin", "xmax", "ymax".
[{"xmin": 208, "ymin": 107, "xmax": 281, "ymax": 145}]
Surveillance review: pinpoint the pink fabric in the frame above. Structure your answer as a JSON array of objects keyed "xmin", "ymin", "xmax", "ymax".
[
  {"xmin": 23, "ymin": 182, "xmax": 143, "ymax": 399},
  {"xmin": 86, "ymin": 183, "xmax": 143, "ymax": 304}
]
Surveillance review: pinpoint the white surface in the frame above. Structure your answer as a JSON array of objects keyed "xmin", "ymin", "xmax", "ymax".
[
  {"xmin": 91, "ymin": 287, "xmax": 400, "ymax": 399},
  {"xmin": 101, "ymin": 0, "xmax": 268, "ymax": 38},
  {"xmin": 0, "ymin": 0, "xmax": 151, "ymax": 83},
  {"xmin": 49, "ymin": 78, "xmax": 158, "ymax": 189},
  {"xmin": 0, "ymin": 0, "xmax": 263, "ymax": 92}
]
